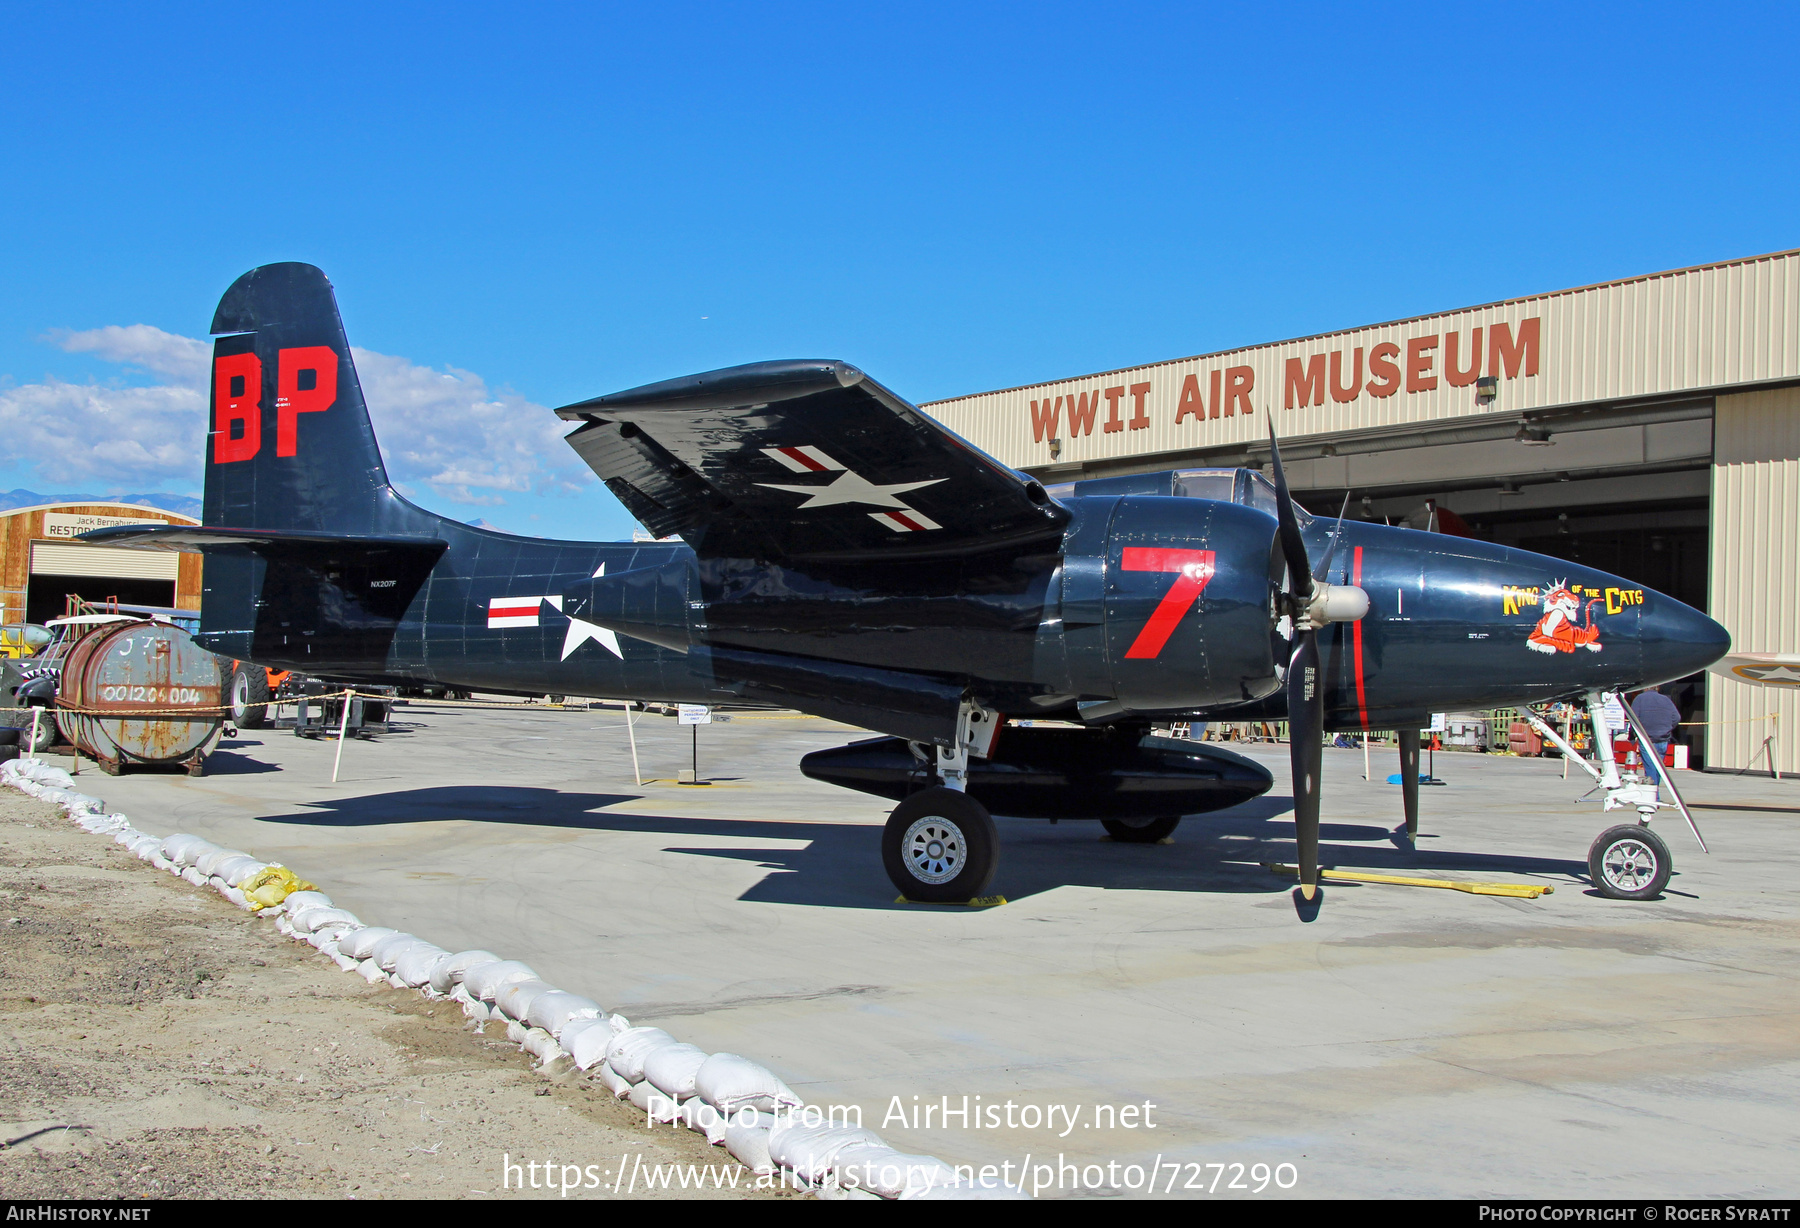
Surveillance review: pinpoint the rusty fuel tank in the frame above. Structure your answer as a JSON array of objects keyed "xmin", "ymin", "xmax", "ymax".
[{"xmin": 55, "ymin": 620, "xmax": 223, "ymax": 774}]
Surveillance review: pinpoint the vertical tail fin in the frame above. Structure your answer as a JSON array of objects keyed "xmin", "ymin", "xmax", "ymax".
[{"xmin": 206, "ymin": 262, "xmax": 399, "ymax": 533}]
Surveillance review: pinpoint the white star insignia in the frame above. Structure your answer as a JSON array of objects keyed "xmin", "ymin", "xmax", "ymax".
[
  {"xmin": 560, "ymin": 563, "xmax": 622, "ymax": 660},
  {"xmin": 758, "ymin": 469, "xmax": 945, "ymax": 510}
]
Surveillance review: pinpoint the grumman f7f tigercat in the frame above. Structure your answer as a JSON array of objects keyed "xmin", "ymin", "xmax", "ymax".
[{"xmin": 90, "ymin": 264, "xmax": 1731, "ymax": 908}]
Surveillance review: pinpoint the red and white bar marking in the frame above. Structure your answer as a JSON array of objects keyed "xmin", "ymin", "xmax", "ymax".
[
  {"xmin": 761, "ymin": 445, "xmax": 844, "ymax": 473},
  {"xmin": 487, "ymin": 596, "xmax": 550, "ymax": 629},
  {"xmin": 869, "ymin": 510, "xmax": 942, "ymax": 533}
]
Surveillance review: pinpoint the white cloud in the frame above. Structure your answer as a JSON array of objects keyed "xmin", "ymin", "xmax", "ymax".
[
  {"xmin": 0, "ymin": 327, "xmax": 592, "ymax": 505},
  {"xmin": 50, "ymin": 324, "xmax": 210, "ymax": 386}
]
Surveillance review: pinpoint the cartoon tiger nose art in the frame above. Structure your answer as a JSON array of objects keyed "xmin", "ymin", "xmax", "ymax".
[{"xmin": 1528, "ymin": 580, "xmax": 1604, "ymax": 655}]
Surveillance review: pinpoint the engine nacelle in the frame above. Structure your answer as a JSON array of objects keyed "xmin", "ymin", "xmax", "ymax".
[{"xmin": 1056, "ymin": 496, "xmax": 1284, "ymax": 716}]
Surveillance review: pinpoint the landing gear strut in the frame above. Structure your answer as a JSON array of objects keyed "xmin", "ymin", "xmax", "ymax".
[
  {"xmin": 884, "ymin": 699, "xmax": 1003, "ymax": 901},
  {"xmin": 1519, "ymin": 690, "xmax": 1707, "ymax": 901}
]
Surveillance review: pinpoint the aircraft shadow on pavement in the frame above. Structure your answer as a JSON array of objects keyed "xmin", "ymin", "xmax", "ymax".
[{"xmin": 257, "ymin": 784, "xmax": 1589, "ymax": 910}]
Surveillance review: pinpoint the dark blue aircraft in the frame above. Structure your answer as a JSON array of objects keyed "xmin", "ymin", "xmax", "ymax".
[{"xmin": 91, "ymin": 264, "xmax": 1729, "ymax": 906}]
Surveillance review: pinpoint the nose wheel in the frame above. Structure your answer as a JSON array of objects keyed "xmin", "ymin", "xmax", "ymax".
[
  {"xmin": 1588, "ymin": 824, "xmax": 1672, "ymax": 900},
  {"xmin": 883, "ymin": 787, "xmax": 998, "ymax": 902}
]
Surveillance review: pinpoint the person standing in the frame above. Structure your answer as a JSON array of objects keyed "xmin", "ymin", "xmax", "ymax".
[{"xmin": 1628, "ymin": 685, "xmax": 1683, "ymax": 793}]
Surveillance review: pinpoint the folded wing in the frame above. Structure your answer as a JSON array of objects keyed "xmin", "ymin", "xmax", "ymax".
[{"xmin": 556, "ymin": 360, "xmax": 1068, "ymax": 559}]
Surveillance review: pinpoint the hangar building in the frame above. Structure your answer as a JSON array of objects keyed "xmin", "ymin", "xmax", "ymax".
[
  {"xmin": 0, "ymin": 502, "xmax": 202, "ymax": 627},
  {"xmin": 924, "ymin": 249, "xmax": 1800, "ymax": 774}
]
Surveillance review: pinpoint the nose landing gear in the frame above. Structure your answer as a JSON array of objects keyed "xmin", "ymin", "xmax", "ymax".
[{"xmin": 1519, "ymin": 690, "xmax": 1708, "ymax": 901}]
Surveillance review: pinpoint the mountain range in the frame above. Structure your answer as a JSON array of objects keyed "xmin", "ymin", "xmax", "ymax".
[{"xmin": 0, "ymin": 489, "xmax": 204, "ymax": 518}]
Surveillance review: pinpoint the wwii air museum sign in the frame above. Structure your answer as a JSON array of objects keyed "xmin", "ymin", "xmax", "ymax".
[{"xmin": 922, "ymin": 251, "xmax": 1800, "ymax": 472}]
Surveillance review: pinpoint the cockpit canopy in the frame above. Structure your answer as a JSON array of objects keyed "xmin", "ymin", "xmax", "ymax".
[{"xmin": 1044, "ymin": 467, "xmax": 1309, "ymax": 523}]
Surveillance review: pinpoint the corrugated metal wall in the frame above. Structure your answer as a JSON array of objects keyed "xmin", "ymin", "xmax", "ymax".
[
  {"xmin": 925, "ymin": 249, "xmax": 1800, "ymax": 471},
  {"xmin": 1708, "ymin": 385, "xmax": 1800, "ymax": 774}
]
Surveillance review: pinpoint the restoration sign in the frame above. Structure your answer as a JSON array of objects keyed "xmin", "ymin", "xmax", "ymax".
[{"xmin": 40, "ymin": 512, "xmax": 170, "ymax": 539}]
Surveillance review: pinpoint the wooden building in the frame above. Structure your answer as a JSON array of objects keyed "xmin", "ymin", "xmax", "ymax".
[{"xmin": 0, "ymin": 502, "xmax": 201, "ymax": 626}]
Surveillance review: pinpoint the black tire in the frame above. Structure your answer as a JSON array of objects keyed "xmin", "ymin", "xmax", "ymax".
[
  {"xmin": 882, "ymin": 787, "xmax": 999, "ymax": 903},
  {"xmin": 1102, "ymin": 815, "xmax": 1182, "ymax": 843},
  {"xmin": 1588, "ymin": 824, "xmax": 1672, "ymax": 900},
  {"xmin": 229, "ymin": 665, "xmax": 271, "ymax": 730}
]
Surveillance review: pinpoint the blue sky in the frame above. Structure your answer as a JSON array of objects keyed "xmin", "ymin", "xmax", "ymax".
[{"xmin": 2, "ymin": 2, "xmax": 1795, "ymax": 539}]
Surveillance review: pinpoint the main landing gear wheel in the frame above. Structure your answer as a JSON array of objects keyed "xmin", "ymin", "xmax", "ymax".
[
  {"xmin": 229, "ymin": 665, "xmax": 271, "ymax": 730},
  {"xmin": 1588, "ymin": 824, "xmax": 1672, "ymax": 900},
  {"xmin": 882, "ymin": 787, "xmax": 998, "ymax": 903},
  {"xmin": 1101, "ymin": 815, "xmax": 1182, "ymax": 843}
]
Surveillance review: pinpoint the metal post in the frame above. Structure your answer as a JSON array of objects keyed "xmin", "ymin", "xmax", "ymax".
[
  {"xmin": 331, "ymin": 688, "xmax": 353, "ymax": 783},
  {"xmin": 626, "ymin": 703, "xmax": 643, "ymax": 786},
  {"xmin": 1363, "ymin": 735, "xmax": 1371, "ymax": 783},
  {"xmin": 27, "ymin": 708, "xmax": 39, "ymax": 759},
  {"xmin": 691, "ymin": 722, "xmax": 699, "ymax": 783}
]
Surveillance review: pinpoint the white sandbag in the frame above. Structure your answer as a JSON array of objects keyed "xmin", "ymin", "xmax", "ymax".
[
  {"xmin": 218, "ymin": 857, "xmax": 267, "ymax": 887},
  {"xmin": 496, "ymin": 978, "xmax": 556, "ymax": 1023},
  {"xmin": 526, "ymin": 991, "xmax": 602, "ymax": 1037},
  {"xmin": 161, "ymin": 834, "xmax": 209, "ymax": 865},
  {"xmin": 275, "ymin": 913, "xmax": 297, "ymax": 938},
  {"xmin": 563, "ymin": 1020, "xmax": 611, "ymax": 1071},
  {"xmin": 291, "ymin": 906, "xmax": 359, "ymax": 933},
  {"xmin": 221, "ymin": 885, "xmax": 251, "ymax": 910},
  {"xmin": 679, "ymin": 1098, "xmax": 729, "ymax": 1145},
  {"xmin": 605, "ymin": 1026, "xmax": 677, "ymax": 1084},
  {"xmin": 592, "ymin": 1062, "xmax": 633, "ymax": 1098},
  {"xmin": 643, "ymin": 1043, "xmax": 709, "ymax": 1100},
  {"xmin": 767, "ymin": 1120, "xmax": 885, "ymax": 1186},
  {"xmin": 641, "ymin": 1087, "xmax": 683, "ymax": 1124},
  {"xmin": 309, "ymin": 935, "xmax": 341, "ymax": 957},
  {"xmin": 428, "ymin": 949, "xmax": 500, "ymax": 996},
  {"xmin": 834, "ymin": 1146, "xmax": 960, "ymax": 1199},
  {"xmin": 384, "ymin": 970, "xmax": 408, "ymax": 989},
  {"xmin": 522, "ymin": 1027, "xmax": 564, "ymax": 1065},
  {"xmin": 724, "ymin": 1114, "xmax": 776, "ymax": 1173},
  {"xmin": 368, "ymin": 932, "xmax": 426, "ymax": 970},
  {"xmin": 694, "ymin": 1052, "xmax": 803, "ymax": 1113},
  {"xmin": 331, "ymin": 950, "xmax": 360, "ymax": 972},
  {"xmin": 463, "ymin": 960, "xmax": 538, "ymax": 1002},
  {"xmin": 356, "ymin": 957, "xmax": 388, "ymax": 985},
  {"xmin": 626, "ymin": 1080, "xmax": 659, "ymax": 1112},
  {"xmin": 194, "ymin": 848, "xmax": 249, "ymax": 878},
  {"xmin": 180, "ymin": 867, "xmax": 207, "ymax": 887},
  {"xmin": 454, "ymin": 987, "xmax": 496, "ymax": 1022},
  {"xmin": 172, "ymin": 838, "xmax": 220, "ymax": 868},
  {"xmin": 505, "ymin": 1019, "xmax": 531, "ymax": 1045},
  {"xmin": 281, "ymin": 890, "xmax": 333, "ymax": 913},
  {"xmin": 394, "ymin": 944, "xmax": 450, "ymax": 987},
  {"xmin": 148, "ymin": 854, "xmax": 173, "ymax": 870},
  {"xmin": 339, "ymin": 927, "xmax": 400, "ymax": 961}
]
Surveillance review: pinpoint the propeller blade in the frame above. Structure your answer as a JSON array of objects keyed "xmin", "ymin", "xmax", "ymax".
[
  {"xmin": 1288, "ymin": 629, "xmax": 1324, "ymax": 899},
  {"xmin": 1313, "ymin": 493, "xmax": 1353, "ymax": 582},
  {"xmin": 1266, "ymin": 422, "xmax": 1313, "ymax": 601},
  {"xmin": 1397, "ymin": 728, "xmax": 1421, "ymax": 838}
]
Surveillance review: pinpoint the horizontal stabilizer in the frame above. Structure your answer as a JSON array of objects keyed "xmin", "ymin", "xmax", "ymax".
[{"xmin": 78, "ymin": 525, "xmax": 446, "ymax": 553}]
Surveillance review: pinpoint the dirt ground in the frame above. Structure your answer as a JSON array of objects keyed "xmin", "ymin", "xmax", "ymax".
[{"xmin": 0, "ymin": 787, "xmax": 784, "ymax": 1200}]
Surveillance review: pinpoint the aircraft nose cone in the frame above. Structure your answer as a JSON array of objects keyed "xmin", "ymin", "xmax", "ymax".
[{"xmin": 1638, "ymin": 595, "xmax": 1731, "ymax": 684}]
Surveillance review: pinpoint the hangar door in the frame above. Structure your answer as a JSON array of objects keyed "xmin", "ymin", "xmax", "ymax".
[{"xmin": 27, "ymin": 542, "xmax": 178, "ymax": 624}]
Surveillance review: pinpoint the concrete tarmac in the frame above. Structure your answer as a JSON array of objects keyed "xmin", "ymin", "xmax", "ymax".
[{"xmin": 65, "ymin": 703, "xmax": 1800, "ymax": 1198}]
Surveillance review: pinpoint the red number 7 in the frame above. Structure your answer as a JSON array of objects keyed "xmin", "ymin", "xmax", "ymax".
[{"xmin": 1121, "ymin": 547, "xmax": 1215, "ymax": 659}]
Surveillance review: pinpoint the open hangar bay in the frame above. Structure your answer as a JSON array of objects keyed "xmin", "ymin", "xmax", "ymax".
[{"xmin": 76, "ymin": 700, "xmax": 1800, "ymax": 1198}]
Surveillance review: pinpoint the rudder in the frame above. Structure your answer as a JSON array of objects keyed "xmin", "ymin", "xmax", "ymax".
[{"xmin": 206, "ymin": 263, "xmax": 394, "ymax": 533}]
